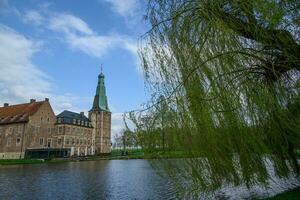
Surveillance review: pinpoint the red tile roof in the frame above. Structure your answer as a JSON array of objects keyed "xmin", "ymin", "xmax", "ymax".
[{"xmin": 0, "ymin": 101, "xmax": 45, "ymax": 125}]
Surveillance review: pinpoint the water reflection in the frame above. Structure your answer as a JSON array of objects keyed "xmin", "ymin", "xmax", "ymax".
[
  {"xmin": 0, "ymin": 160, "xmax": 175, "ymax": 200},
  {"xmin": 0, "ymin": 160, "xmax": 299, "ymax": 200}
]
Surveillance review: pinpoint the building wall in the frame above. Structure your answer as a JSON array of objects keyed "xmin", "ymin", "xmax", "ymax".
[
  {"xmin": 26, "ymin": 101, "xmax": 57, "ymax": 150},
  {"xmin": 0, "ymin": 123, "xmax": 27, "ymax": 159},
  {"xmin": 0, "ymin": 100, "xmax": 107, "ymax": 159},
  {"xmin": 90, "ymin": 111, "xmax": 111, "ymax": 154},
  {"xmin": 54, "ymin": 124, "xmax": 93, "ymax": 156},
  {"xmin": 0, "ymin": 101, "xmax": 57, "ymax": 159}
]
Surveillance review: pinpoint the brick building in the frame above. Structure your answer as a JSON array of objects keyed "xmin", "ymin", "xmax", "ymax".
[
  {"xmin": 56, "ymin": 110, "xmax": 93, "ymax": 156},
  {"xmin": 0, "ymin": 71, "xmax": 111, "ymax": 159}
]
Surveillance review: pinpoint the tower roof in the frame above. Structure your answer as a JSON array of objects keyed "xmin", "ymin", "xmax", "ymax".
[
  {"xmin": 98, "ymin": 72, "xmax": 104, "ymax": 78},
  {"xmin": 91, "ymin": 69, "xmax": 110, "ymax": 112}
]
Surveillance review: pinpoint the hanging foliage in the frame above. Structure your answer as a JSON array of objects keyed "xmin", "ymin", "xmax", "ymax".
[{"xmin": 126, "ymin": 0, "xmax": 300, "ymax": 197}]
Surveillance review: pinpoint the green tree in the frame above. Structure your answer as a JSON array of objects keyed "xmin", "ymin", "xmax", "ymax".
[{"xmin": 129, "ymin": 0, "xmax": 300, "ymax": 197}]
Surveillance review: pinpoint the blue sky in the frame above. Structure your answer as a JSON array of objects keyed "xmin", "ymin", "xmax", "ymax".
[{"xmin": 0, "ymin": 0, "xmax": 149, "ymax": 137}]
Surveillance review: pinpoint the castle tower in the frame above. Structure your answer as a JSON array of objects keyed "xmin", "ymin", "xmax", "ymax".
[{"xmin": 89, "ymin": 70, "xmax": 111, "ymax": 154}]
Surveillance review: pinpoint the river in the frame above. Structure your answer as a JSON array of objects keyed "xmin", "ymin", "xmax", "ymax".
[{"xmin": 0, "ymin": 159, "xmax": 299, "ymax": 200}]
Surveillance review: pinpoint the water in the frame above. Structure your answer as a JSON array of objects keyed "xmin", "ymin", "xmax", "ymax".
[
  {"xmin": 0, "ymin": 160, "xmax": 175, "ymax": 200},
  {"xmin": 0, "ymin": 159, "xmax": 299, "ymax": 200}
]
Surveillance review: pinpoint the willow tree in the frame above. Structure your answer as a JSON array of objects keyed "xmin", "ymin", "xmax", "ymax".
[{"xmin": 128, "ymin": 0, "xmax": 300, "ymax": 197}]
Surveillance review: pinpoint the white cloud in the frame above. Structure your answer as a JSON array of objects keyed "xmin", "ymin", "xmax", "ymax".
[
  {"xmin": 0, "ymin": 0, "xmax": 20, "ymax": 16},
  {"xmin": 103, "ymin": 0, "xmax": 140, "ymax": 17},
  {"xmin": 23, "ymin": 10, "xmax": 45, "ymax": 25},
  {"xmin": 48, "ymin": 12, "xmax": 137, "ymax": 58},
  {"xmin": 111, "ymin": 112, "xmax": 135, "ymax": 141},
  {"xmin": 103, "ymin": 0, "xmax": 145, "ymax": 28},
  {"xmin": 21, "ymin": 10, "xmax": 138, "ymax": 59},
  {"xmin": 0, "ymin": 24, "xmax": 82, "ymax": 114},
  {"xmin": 111, "ymin": 113, "xmax": 125, "ymax": 138},
  {"xmin": 0, "ymin": 25, "xmax": 49, "ymax": 101},
  {"xmin": 49, "ymin": 13, "xmax": 94, "ymax": 35}
]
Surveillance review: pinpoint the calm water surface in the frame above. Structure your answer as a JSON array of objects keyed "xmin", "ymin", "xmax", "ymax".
[
  {"xmin": 0, "ymin": 160, "xmax": 175, "ymax": 200},
  {"xmin": 0, "ymin": 159, "xmax": 299, "ymax": 200}
]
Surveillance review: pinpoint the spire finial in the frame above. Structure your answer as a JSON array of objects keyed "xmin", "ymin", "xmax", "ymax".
[{"xmin": 101, "ymin": 64, "xmax": 103, "ymax": 74}]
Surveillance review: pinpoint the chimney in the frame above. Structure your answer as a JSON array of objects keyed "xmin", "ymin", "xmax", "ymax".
[
  {"xmin": 45, "ymin": 98, "xmax": 49, "ymax": 102},
  {"xmin": 4, "ymin": 103, "xmax": 9, "ymax": 107},
  {"xmin": 80, "ymin": 112, "xmax": 84, "ymax": 116},
  {"xmin": 30, "ymin": 99, "xmax": 36, "ymax": 103}
]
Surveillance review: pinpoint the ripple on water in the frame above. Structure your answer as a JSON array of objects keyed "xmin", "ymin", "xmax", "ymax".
[{"xmin": 0, "ymin": 159, "xmax": 299, "ymax": 200}]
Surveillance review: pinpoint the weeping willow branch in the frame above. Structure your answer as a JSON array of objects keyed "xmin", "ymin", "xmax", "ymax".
[{"xmin": 126, "ymin": 0, "xmax": 300, "ymax": 197}]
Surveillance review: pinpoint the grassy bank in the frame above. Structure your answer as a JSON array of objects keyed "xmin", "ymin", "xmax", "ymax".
[
  {"xmin": 2, "ymin": 149, "xmax": 299, "ymax": 165},
  {"xmin": 261, "ymin": 187, "xmax": 300, "ymax": 200},
  {"xmin": 0, "ymin": 159, "xmax": 67, "ymax": 165},
  {"xmin": 0, "ymin": 150, "xmax": 193, "ymax": 165},
  {"xmin": 109, "ymin": 149, "xmax": 195, "ymax": 160}
]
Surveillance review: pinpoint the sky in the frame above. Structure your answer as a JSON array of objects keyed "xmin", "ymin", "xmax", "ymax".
[{"xmin": 0, "ymin": 0, "xmax": 150, "ymax": 138}]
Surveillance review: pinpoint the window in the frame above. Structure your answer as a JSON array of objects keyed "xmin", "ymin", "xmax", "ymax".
[
  {"xmin": 16, "ymin": 138, "xmax": 21, "ymax": 146},
  {"xmin": 39, "ymin": 138, "xmax": 44, "ymax": 146},
  {"xmin": 7, "ymin": 137, "xmax": 11, "ymax": 146},
  {"xmin": 58, "ymin": 117, "xmax": 62, "ymax": 123},
  {"xmin": 77, "ymin": 120, "xmax": 80, "ymax": 125},
  {"xmin": 66, "ymin": 127, "xmax": 70, "ymax": 132},
  {"xmin": 47, "ymin": 127, "xmax": 51, "ymax": 133},
  {"xmin": 84, "ymin": 140, "xmax": 86, "ymax": 145},
  {"xmin": 47, "ymin": 138, "xmax": 52, "ymax": 147},
  {"xmin": 72, "ymin": 128, "xmax": 75, "ymax": 133},
  {"xmin": 41, "ymin": 117, "xmax": 43, "ymax": 122},
  {"xmin": 18, "ymin": 125, "xmax": 22, "ymax": 133},
  {"xmin": 80, "ymin": 139, "xmax": 82, "ymax": 145},
  {"xmin": 72, "ymin": 138, "xmax": 75, "ymax": 144},
  {"xmin": 47, "ymin": 118, "xmax": 50, "ymax": 122},
  {"xmin": 66, "ymin": 138, "xmax": 70, "ymax": 145},
  {"xmin": 58, "ymin": 138, "xmax": 62, "ymax": 145},
  {"xmin": 76, "ymin": 139, "xmax": 79, "ymax": 145},
  {"xmin": 88, "ymin": 140, "xmax": 90, "ymax": 145},
  {"xmin": 81, "ymin": 121, "xmax": 84, "ymax": 125},
  {"xmin": 73, "ymin": 119, "xmax": 76, "ymax": 124},
  {"xmin": 58, "ymin": 126, "xmax": 63, "ymax": 134}
]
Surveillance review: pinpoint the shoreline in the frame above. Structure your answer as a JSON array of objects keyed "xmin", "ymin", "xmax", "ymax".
[
  {"xmin": 0, "ymin": 154, "xmax": 150, "ymax": 166},
  {"xmin": 1, "ymin": 150, "xmax": 300, "ymax": 166}
]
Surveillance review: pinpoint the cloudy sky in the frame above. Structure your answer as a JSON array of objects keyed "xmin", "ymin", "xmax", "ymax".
[{"xmin": 0, "ymin": 0, "xmax": 149, "ymax": 138}]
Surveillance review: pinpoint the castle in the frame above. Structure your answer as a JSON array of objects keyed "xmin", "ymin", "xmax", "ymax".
[{"xmin": 0, "ymin": 71, "xmax": 111, "ymax": 159}]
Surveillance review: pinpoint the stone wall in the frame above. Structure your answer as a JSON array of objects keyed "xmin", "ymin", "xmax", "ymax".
[
  {"xmin": 54, "ymin": 124, "xmax": 93, "ymax": 156},
  {"xmin": 26, "ymin": 101, "xmax": 57, "ymax": 149},
  {"xmin": 90, "ymin": 111, "xmax": 111, "ymax": 154},
  {"xmin": 0, "ymin": 152, "xmax": 25, "ymax": 159},
  {"xmin": 0, "ymin": 101, "xmax": 57, "ymax": 159},
  {"xmin": 0, "ymin": 100, "xmax": 105, "ymax": 159},
  {"xmin": 0, "ymin": 123, "xmax": 27, "ymax": 159}
]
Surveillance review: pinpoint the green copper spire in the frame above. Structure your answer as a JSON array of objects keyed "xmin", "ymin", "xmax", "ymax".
[{"xmin": 91, "ymin": 67, "xmax": 109, "ymax": 112}]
